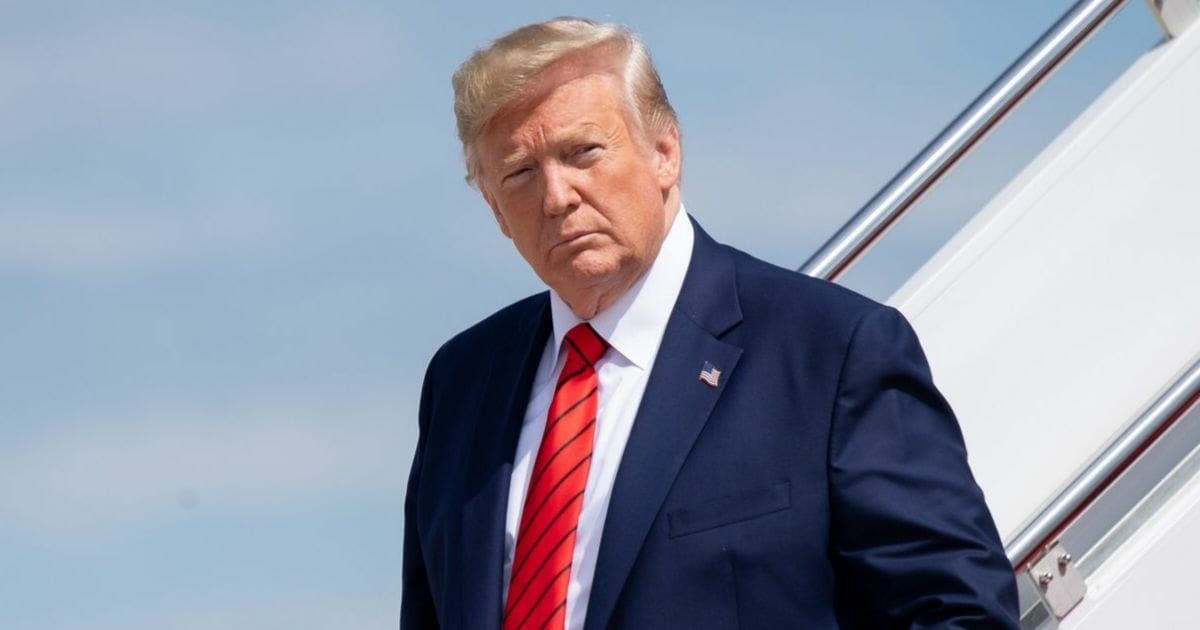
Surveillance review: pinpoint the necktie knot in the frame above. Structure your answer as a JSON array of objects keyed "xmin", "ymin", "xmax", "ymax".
[{"xmin": 564, "ymin": 323, "xmax": 608, "ymax": 368}]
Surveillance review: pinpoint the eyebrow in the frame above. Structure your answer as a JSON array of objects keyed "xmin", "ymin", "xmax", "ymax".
[
  {"xmin": 494, "ymin": 123, "xmax": 607, "ymax": 174},
  {"xmin": 498, "ymin": 149, "xmax": 532, "ymax": 173}
]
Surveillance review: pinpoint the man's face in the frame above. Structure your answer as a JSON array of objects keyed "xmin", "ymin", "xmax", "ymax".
[{"xmin": 475, "ymin": 59, "xmax": 680, "ymax": 311}]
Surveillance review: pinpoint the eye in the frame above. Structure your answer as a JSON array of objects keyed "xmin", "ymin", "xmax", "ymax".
[
  {"xmin": 503, "ymin": 165, "xmax": 534, "ymax": 184},
  {"xmin": 575, "ymin": 144, "xmax": 602, "ymax": 156},
  {"xmin": 570, "ymin": 144, "xmax": 602, "ymax": 163}
]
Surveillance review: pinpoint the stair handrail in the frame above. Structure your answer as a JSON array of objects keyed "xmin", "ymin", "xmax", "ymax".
[
  {"xmin": 1005, "ymin": 356, "xmax": 1200, "ymax": 568},
  {"xmin": 799, "ymin": 0, "xmax": 1130, "ymax": 281}
]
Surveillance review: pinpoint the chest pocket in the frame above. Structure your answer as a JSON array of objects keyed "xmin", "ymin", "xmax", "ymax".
[{"xmin": 666, "ymin": 481, "xmax": 791, "ymax": 538}]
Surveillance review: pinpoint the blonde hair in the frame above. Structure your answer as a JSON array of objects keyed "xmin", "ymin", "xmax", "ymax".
[{"xmin": 452, "ymin": 16, "xmax": 678, "ymax": 186}]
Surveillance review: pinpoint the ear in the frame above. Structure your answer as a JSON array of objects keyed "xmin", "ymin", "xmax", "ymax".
[
  {"xmin": 481, "ymin": 188, "xmax": 513, "ymax": 239},
  {"xmin": 651, "ymin": 122, "xmax": 682, "ymax": 191}
]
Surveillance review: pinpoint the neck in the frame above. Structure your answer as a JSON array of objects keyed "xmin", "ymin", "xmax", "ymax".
[{"xmin": 562, "ymin": 282, "xmax": 633, "ymax": 320}]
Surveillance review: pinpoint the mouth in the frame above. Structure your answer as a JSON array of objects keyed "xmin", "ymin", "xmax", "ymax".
[{"xmin": 553, "ymin": 231, "xmax": 599, "ymax": 251}]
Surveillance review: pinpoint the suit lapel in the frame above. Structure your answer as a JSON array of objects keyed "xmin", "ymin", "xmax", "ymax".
[
  {"xmin": 585, "ymin": 223, "xmax": 744, "ymax": 630},
  {"xmin": 460, "ymin": 296, "xmax": 551, "ymax": 630}
]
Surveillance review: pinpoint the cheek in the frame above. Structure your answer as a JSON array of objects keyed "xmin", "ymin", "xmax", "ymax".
[
  {"xmin": 507, "ymin": 213, "xmax": 541, "ymax": 248},
  {"xmin": 495, "ymin": 190, "xmax": 539, "ymax": 232},
  {"xmin": 497, "ymin": 205, "xmax": 549, "ymax": 255},
  {"xmin": 597, "ymin": 158, "xmax": 656, "ymax": 210}
]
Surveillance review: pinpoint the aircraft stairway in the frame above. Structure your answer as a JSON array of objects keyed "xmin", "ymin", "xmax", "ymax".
[{"xmin": 803, "ymin": 1, "xmax": 1200, "ymax": 624}]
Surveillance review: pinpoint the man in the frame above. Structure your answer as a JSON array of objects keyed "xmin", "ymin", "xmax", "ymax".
[{"xmin": 404, "ymin": 17, "xmax": 1018, "ymax": 629}]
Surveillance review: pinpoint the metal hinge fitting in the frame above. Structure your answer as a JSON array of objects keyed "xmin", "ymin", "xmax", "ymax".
[{"xmin": 1026, "ymin": 541, "xmax": 1087, "ymax": 619}]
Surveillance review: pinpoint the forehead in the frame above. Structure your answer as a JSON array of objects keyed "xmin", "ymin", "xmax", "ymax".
[{"xmin": 484, "ymin": 70, "xmax": 630, "ymax": 152}]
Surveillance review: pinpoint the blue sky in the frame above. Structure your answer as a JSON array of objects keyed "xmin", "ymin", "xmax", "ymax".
[{"xmin": 0, "ymin": 2, "xmax": 1162, "ymax": 628}]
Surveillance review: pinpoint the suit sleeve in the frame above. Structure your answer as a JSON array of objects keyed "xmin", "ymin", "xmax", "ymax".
[
  {"xmin": 401, "ymin": 354, "xmax": 440, "ymax": 629},
  {"xmin": 827, "ymin": 305, "xmax": 1019, "ymax": 629}
]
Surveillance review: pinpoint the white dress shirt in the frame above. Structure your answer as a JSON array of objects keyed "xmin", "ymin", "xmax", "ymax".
[{"xmin": 502, "ymin": 208, "xmax": 695, "ymax": 630}]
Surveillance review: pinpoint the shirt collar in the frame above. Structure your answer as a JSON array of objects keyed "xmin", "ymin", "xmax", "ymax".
[{"xmin": 548, "ymin": 206, "xmax": 695, "ymax": 370}]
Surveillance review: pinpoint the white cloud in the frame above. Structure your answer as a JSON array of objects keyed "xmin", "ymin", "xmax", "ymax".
[{"xmin": 0, "ymin": 389, "xmax": 416, "ymax": 538}]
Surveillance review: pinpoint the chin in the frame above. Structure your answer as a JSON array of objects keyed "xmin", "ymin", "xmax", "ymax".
[
  {"xmin": 561, "ymin": 251, "xmax": 626, "ymax": 286},
  {"xmin": 578, "ymin": 248, "xmax": 628, "ymax": 272}
]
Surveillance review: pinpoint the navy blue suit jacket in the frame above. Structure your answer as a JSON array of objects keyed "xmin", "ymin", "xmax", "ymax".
[{"xmin": 403, "ymin": 219, "xmax": 1018, "ymax": 628}]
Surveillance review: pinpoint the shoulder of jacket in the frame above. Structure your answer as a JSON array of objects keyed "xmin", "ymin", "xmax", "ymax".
[
  {"xmin": 717, "ymin": 242, "xmax": 886, "ymax": 328},
  {"xmin": 428, "ymin": 291, "xmax": 548, "ymax": 370}
]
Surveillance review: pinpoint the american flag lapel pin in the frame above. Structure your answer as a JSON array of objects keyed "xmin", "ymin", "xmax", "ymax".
[{"xmin": 698, "ymin": 361, "xmax": 721, "ymax": 388}]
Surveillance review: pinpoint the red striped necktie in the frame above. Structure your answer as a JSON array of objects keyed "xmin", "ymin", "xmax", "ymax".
[{"xmin": 504, "ymin": 323, "xmax": 609, "ymax": 630}]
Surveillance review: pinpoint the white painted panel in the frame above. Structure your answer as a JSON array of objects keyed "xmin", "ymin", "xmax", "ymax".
[
  {"xmin": 888, "ymin": 20, "xmax": 1200, "ymax": 542},
  {"xmin": 1057, "ymin": 447, "xmax": 1200, "ymax": 628}
]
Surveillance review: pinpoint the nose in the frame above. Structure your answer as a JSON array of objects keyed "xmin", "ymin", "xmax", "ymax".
[{"xmin": 541, "ymin": 162, "xmax": 582, "ymax": 216}]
